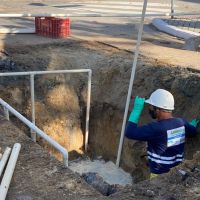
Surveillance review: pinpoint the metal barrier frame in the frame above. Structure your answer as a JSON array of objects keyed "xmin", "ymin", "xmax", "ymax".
[
  {"xmin": 0, "ymin": 99, "xmax": 69, "ymax": 166},
  {"xmin": 0, "ymin": 69, "xmax": 92, "ymax": 152},
  {"xmin": 0, "ymin": 12, "xmax": 200, "ymax": 18}
]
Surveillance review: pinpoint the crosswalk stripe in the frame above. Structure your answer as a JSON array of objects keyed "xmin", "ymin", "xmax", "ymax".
[
  {"xmin": 52, "ymin": 1, "xmax": 177, "ymax": 7},
  {"xmin": 51, "ymin": 1, "xmax": 179, "ymax": 16},
  {"xmin": 60, "ymin": 8, "xmax": 169, "ymax": 15},
  {"xmin": 56, "ymin": 4, "xmax": 171, "ymax": 12}
]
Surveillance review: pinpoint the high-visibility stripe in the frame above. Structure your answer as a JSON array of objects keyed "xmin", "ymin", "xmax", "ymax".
[
  {"xmin": 148, "ymin": 156, "xmax": 183, "ymax": 165},
  {"xmin": 147, "ymin": 151, "xmax": 183, "ymax": 161}
]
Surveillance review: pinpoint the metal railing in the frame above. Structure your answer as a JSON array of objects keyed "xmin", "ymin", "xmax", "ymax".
[
  {"xmin": 0, "ymin": 12, "xmax": 200, "ymax": 18},
  {"xmin": 0, "ymin": 70, "xmax": 92, "ymax": 152},
  {"xmin": 0, "ymin": 98, "xmax": 69, "ymax": 166}
]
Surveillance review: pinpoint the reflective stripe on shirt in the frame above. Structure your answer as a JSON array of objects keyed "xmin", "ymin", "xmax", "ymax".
[
  {"xmin": 147, "ymin": 151, "xmax": 183, "ymax": 161},
  {"xmin": 148, "ymin": 156, "xmax": 183, "ymax": 165}
]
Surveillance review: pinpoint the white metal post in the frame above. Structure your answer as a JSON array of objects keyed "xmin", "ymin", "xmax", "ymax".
[
  {"xmin": 85, "ymin": 70, "xmax": 92, "ymax": 151},
  {"xmin": 0, "ymin": 143, "xmax": 21, "ymax": 200},
  {"xmin": 116, "ymin": 0, "xmax": 148, "ymax": 167},
  {"xmin": 0, "ymin": 147, "xmax": 11, "ymax": 177},
  {"xmin": 3, "ymin": 107, "xmax": 9, "ymax": 121},
  {"xmin": 30, "ymin": 74, "xmax": 36, "ymax": 142},
  {"xmin": 171, "ymin": 0, "xmax": 175, "ymax": 19}
]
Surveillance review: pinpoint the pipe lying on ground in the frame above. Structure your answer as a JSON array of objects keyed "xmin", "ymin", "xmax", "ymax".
[
  {"xmin": 0, "ymin": 143, "xmax": 21, "ymax": 200},
  {"xmin": 152, "ymin": 18, "xmax": 200, "ymax": 40},
  {"xmin": 0, "ymin": 147, "xmax": 12, "ymax": 177}
]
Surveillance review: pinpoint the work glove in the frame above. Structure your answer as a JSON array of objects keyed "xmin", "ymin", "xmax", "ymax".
[
  {"xmin": 189, "ymin": 119, "xmax": 199, "ymax": 128},
  {"xmin": 128, "ymin": 96, "xmax": 145, "ymax": 124}
]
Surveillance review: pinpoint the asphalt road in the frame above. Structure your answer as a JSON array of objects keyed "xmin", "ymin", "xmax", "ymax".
[{"xmin": 1, "ymin": 0, "xmax": 200, "ymax": 15}]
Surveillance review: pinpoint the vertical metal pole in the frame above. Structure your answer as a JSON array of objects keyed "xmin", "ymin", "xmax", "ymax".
[
  {"xmin": 30, "ymin": 74, "xmax": 36, "ymax": 142},
  {"xmin": 3, "ymin": 107, "xmax": 9, "ymax": 121},
  {"xmin": 171, "ymin": 0, "xmax": 174, "ymax": 19},
  {"xmin": 116, "ymin": 0, "xmax": 148, "ymax": 167},
  {"xmin": 85, "ymin": 70, "xmax": 92, "ymax": 151}
]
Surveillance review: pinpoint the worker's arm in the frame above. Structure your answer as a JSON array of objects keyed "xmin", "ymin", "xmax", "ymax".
[
  {"xmin": 126, "ymin": 96, "xmax": 155, "ymax": 141},
  {"xmin": 184, "ymin": 119, "xmax": 199, "ymax": 137},
  {"xmin": 125, "ymin": 121, "xmax": 155, "ymax": 141}
]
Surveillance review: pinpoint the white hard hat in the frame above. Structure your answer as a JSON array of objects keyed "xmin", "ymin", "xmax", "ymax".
[{"xmin": 145, "ymin": 89, "xmax": 174, "ymax": 110}]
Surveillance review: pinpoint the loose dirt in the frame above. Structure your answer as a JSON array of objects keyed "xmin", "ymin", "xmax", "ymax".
[{"xmin": 0, "ymin": 36, "xmax": 199, "ymax": 199}]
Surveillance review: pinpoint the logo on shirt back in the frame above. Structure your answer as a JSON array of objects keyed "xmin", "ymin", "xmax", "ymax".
[{"xmin": 167, "ymin": 126, "xmax": 185, "ymax": 147}]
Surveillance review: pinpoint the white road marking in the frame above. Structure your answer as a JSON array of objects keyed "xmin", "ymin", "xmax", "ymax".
[{"xmin": 51, "ymin": 1, "xmax": 179, "ymax": 16}]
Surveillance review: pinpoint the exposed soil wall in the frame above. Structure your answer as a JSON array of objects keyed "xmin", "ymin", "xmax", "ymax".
[
  {"xmin": 0, "ymin": 40, "xmax": 199, "ymax": 181},
  {"xmin": 90, "ymin": 64, "xmax": 200, "ymax": 181}
]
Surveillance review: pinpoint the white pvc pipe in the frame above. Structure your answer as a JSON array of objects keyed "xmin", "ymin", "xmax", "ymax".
[
  {"xmin": 0, "ymin": 12, "xmax": 199, "ymax": 18},
  {"xmin": 0, "ymin": 99, "xmax": 69, "ymax": 167},
  {"xmin": 152, "ymin": 18, "xmax": 200, "ymax": 39},
  {"xmin": 0, "ymin": 147, "xmax": 12, "ymax": 177},
  {"xmin": 30, "ymin": 74, "xmax": 36, "ymax": 142},
  {"xmin": 85, "ymin": 70, "xmax": 92, "ymax": 151},
  {"xmin": 116, "ymin": 0, "xmax": 148, "ymax": 167},
  {"xmin": 0, "ymin": 143, "xmax": 21, "ymax": 200}
]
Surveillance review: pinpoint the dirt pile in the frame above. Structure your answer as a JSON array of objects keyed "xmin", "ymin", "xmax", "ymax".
[
  {"xmin": 0, "ymin": 39, "xmax": 199, "ymax": 183},
  {"xmin": 109, "ymin": 151, "xmax": 200, "ymax": 200}
]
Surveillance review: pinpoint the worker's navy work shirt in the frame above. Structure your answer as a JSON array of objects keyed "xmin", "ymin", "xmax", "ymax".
[{"xmin": 125, "ymin": 118, "xmax": 197, "ymax": 174}]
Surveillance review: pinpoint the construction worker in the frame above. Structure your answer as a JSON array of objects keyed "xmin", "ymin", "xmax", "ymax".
[{"xmin": 125, "ymin": 89, "xmax": 199, "ymax": 178}]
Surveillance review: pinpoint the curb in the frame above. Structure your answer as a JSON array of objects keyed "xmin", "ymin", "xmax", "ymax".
[{"xmin": 152, "ymin": 18, "xmax": 200, "ymax": 40}]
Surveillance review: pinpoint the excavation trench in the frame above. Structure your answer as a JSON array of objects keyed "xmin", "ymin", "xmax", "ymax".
[{"xmin": 0, "ymin": 40, "xmax": 199, "ymax": 190}]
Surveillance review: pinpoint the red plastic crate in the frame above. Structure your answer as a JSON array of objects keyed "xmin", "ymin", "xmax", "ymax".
[{"xmin": 35, "ymin": 17, "xmax": 70, "ymax": 39}]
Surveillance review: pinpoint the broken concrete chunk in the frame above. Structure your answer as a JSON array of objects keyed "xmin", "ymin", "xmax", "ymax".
[{"xmin": 82, "ymin": 172, "xmax": 117, "ymax": 196}]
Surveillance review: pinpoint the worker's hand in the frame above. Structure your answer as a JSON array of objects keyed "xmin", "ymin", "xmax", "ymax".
[
  {"xmin": 128, "ymin": 96, "xmax": 145, "ymax": 124},
  {"xmin": 133, "ymin": 96, "xmax": 145, "ymax": 112},
  {"xmin": 189, "ymin": 119, "xmax": 199, "ymax": 128}
]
